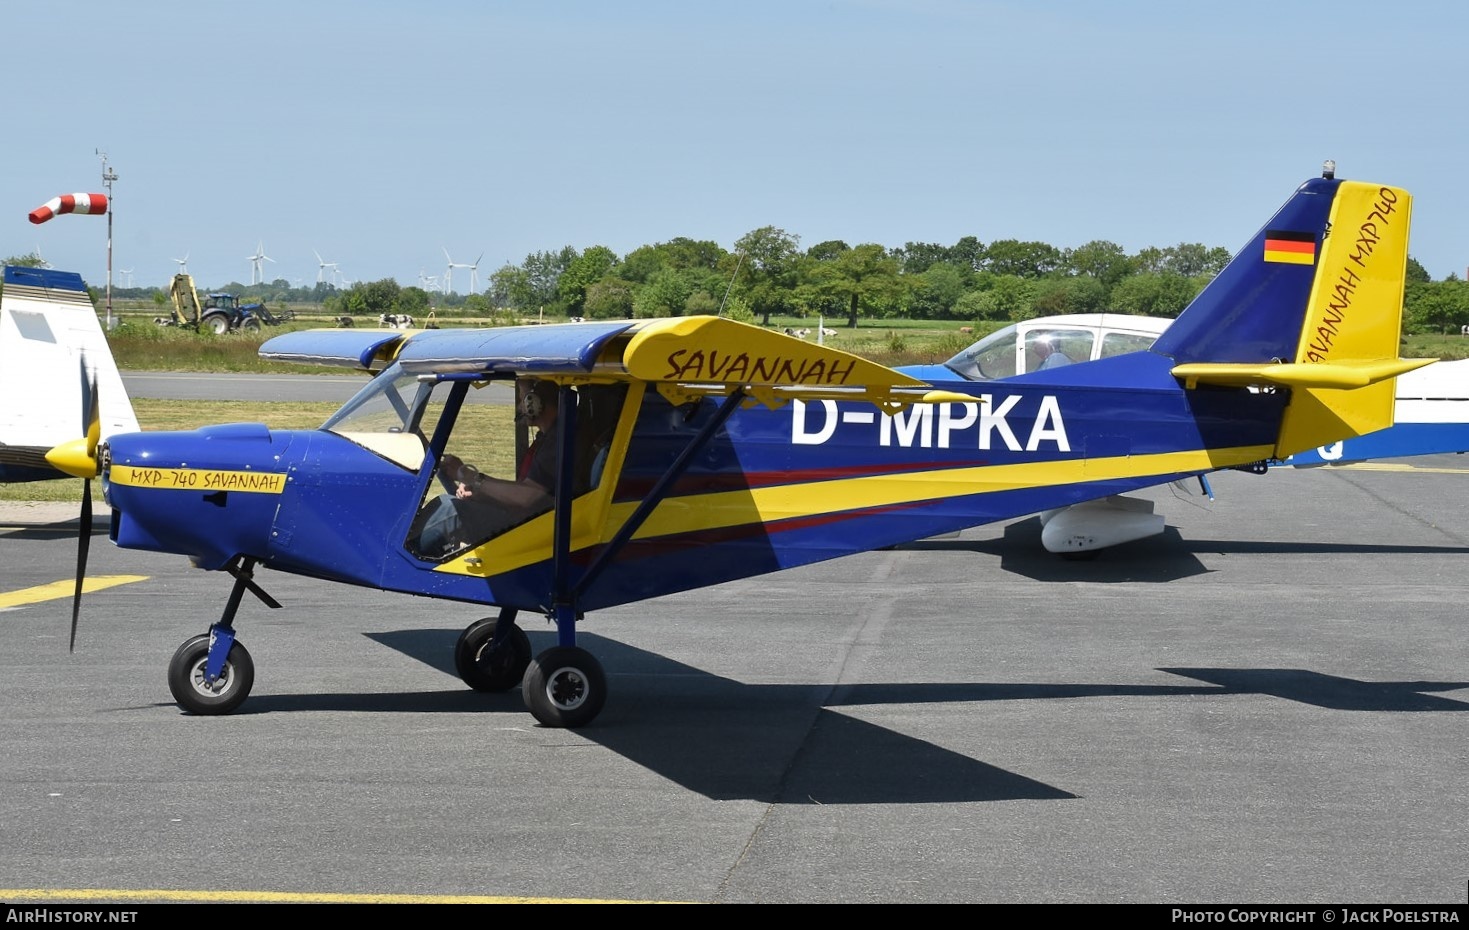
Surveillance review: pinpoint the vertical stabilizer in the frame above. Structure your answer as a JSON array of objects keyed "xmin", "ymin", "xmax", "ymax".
[
  {"xmin": 1152, "ymin": 171, "xmax": 1419, "ymax": 458},
  {"xmin": 0, "ymin": 266, "xmax": 139, "ymax": 481}
]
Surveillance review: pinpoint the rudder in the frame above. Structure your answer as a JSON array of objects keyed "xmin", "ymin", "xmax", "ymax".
[{"xmin": 1276, "ymin": 180, "xmax": 1413, "ymax": 456}]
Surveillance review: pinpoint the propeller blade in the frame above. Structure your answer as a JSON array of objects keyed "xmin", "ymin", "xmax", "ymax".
[
  {"xmin": 81, "ymin": 355, "xmax": 100, "ymax": 459},
  {"xmin": 50, "ymin": 356, "xmax": 102, "ymax": 478},
  {"xmin": 68, "ymin": 351, "xmax": 99, "ymax": 651},
  {"xmin": 70, "ymin": 476, "xmax": 93, "ymax": 653}
]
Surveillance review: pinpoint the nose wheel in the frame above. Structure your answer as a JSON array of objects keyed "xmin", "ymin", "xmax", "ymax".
[{"xmin": 167, "ymin": 633, "xmax": 254, "ymax": 715}]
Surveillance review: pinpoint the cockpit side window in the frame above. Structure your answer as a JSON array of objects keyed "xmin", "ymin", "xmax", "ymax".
[
  {"xmin": 1024, "ymin": 329, "xmax": 1094, "ymax": 372},
  {"xmin": 405, "ymin": 380, "xmax": 629, "ymax": 561},
  {"xmin": 1100, "ymin": 331, "xmax": 1160, "ymax": 358}
]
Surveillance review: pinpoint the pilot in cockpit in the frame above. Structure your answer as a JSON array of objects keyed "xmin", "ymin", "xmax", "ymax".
[
  {"xmin": 415, "ymin": 379, "xmax": 560, "ymax": 556},
  {"xmin": 1033, "ymin": 335, "xmax": 1074, "ymax": 370}
]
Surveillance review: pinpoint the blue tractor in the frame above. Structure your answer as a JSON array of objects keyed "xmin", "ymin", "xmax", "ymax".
[{"xmin": 199, "ymin": 293, "xmax": 264, "ymax": 334}]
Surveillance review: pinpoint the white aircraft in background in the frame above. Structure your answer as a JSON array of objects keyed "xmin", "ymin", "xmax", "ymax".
[
  {"xmin": 0, "ymin": 265, "xmax": 138, "ymax": 484},
  {"xmin": 901, "ymin": 312, "xmax": 1469, "ymax": 555}
]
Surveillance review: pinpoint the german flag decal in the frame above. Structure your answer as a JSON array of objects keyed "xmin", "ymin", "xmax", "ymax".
[{"xmin": 1263, "ymin": 229, "xmax": 1316, "ymax": 265}]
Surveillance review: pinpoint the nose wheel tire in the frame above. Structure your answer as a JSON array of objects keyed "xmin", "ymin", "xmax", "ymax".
[
  {"xmin": 454, "ymin": 618, "xmax": 532, "ymax": 692},
  {"xmin": 167, "ymin": 634, "xmax": 255, "ymax": 715},
  {"xmin": 522, "ymin": 646, "xmax": 606, "ymax": 728}
]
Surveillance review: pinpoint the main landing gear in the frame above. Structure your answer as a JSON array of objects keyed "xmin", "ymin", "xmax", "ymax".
[
  {"xmin": 454, "ymin": 611, "xmax": 531, "ymax": 692},
  {"xmin": 452, "ymin": 608, "xmax": 606, "ymax": 728}
]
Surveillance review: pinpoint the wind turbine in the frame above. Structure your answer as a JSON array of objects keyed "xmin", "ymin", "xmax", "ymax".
[
  {"xmin": 33, "ymin": 245, "xmax": 52, "ymax": 269},
  {"xmin": 442, "ymin": 248, "xmax": 457, "ymax": 295},
  {"xmin": 119, "ymin": 268, "xmax": 134, "ymax": 287},
  {"xmin": 248, "ymin": 241, "xmax": 275, "ymax": 285},
  {"xmin": 313, "ymin": 249, "xmax": 338, "ymax": 285},
  {"xmin": 173, "ymin": 253, "xmax": 189, "ymax": 275},
  {"xmin": 466, "ymin": 252, "xmax": 484, "ymax": 293},
  {"xmin": 444, "ymin": 248, "xmax": 479, "ymax": 295}
]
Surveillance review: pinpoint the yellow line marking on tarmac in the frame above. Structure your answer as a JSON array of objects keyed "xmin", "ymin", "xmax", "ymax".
[
  {"xmin": 0, "ymin": 576, "xmax": 148, "ymax": 609},
  {"xmin": 1335, "ymin": 462, "xmax": 1469, "ymax": 474},
  {"xmin": 0, "ymin": 888, "xmax": 691, "ymax": 904}
]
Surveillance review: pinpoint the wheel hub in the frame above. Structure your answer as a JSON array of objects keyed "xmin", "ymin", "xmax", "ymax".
[
  {"xmin": 545, "ymin": 667, "xmax": 587, "ymax": 710},
  {"xmin": 189, "ymin": 660, "xmax": 232, "ymax": 696}
]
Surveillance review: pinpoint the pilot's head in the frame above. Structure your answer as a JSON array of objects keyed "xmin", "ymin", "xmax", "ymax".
[{"xmin": 519, "ymin": 380, "xmax": 560, "ymax": 426}]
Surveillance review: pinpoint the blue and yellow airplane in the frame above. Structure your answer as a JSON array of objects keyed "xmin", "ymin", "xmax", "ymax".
[{"xmin": 48, "ymin": 168, "xmax": 1428, "ymax": 728}]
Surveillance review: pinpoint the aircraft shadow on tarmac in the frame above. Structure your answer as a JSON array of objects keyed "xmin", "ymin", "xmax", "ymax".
[
  {"xmin": 1, "ymin": 520, "xmax": 112, "ymax": 542},
  {"xmin": 212, "ymin": 629, "xmax": 1469, "ymax": 804},
  {"xmin": 896, "ymin": 517, "xmax": 1469, "ymax": 583}
]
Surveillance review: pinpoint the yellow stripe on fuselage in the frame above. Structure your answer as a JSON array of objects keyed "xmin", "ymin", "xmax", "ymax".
[
  {"xmin": 619, "ymin": 444, "xmax": 1275, "ymax": 538},
  {"xmin": 109, "ymin": 465, "xmax": 287, "ymax": 494},
  {"xmin": 436, "ymin": 443, "xmax": 1274, "ymax": 577},
  {"xmin": 0, "ymin": 576, "xmax": 148, "ymax": 609}
]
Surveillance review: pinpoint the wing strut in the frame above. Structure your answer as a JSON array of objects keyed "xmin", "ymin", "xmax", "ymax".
[{"xmin": 550, "ymin": 384, "xmax": 580, "ymax": 647}]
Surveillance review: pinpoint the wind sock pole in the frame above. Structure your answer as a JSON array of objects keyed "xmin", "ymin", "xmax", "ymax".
[{"xmin": 97, "ymin": 150, "xmax": 117, "ymax": 330}]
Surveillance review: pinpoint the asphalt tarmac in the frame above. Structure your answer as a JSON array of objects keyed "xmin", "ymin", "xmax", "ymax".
[{"xmin": 1, "ymin": 457, "xmax": 1467, "ymax": 904}]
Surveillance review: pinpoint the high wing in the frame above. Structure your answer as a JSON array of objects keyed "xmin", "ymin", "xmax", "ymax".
[
  {"xmin": 0, "ymin": 266, "xmax": 138, "ymax": 482},
  {"xmin": 60, "ymin": 170, "xmax": 1430, "ymax": 727},
  {"xmin": 260, "ymin": 316, "xmax": 973, "ymax": 406}
]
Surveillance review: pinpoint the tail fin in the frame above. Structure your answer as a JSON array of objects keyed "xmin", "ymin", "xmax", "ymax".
[
  {"xmin": 1151, "ymin": 170, "xmax": 1429, "ymax": 458},
  {"xmin": 0, "ymin": 265, "xmax": 140, "ymax": 482}
]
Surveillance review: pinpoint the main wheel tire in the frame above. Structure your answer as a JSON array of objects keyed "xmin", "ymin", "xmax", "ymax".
[
  {"xmin": 453, "ymin": 618, "xmax": 531, "ymax": 692},
  {"xmin": 201, "ymin": 313, "xmax": 231, "ymax": 335},
  {"xmin": 167, "ymin": 633, "xmax": 255, "ymax": 715},
  {"xmin": 242, "ymin": 317, "xmax": 262, "ymax": 332},
  {"xmin": 522, "ymin": 646, "xmax": 606, "ymax": 728}
]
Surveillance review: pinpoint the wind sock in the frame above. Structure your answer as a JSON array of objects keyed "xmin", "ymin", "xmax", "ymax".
[{"xmin": 29, "ymin": 193, "xmax": 109, "ymax": 225}]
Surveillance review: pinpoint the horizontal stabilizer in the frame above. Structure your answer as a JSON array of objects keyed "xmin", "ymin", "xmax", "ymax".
[{"xmin": 1172, "ymin": 357, "xmax": 1435, "ymax": 390}]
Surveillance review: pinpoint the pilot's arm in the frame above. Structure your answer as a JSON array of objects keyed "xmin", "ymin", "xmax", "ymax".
[
  {"xmin": 439, "ymin": 453, "xmax": 552, "ymax": 511},
  {"xmin": 456, "ymin": 464, "xmax": 551, "ymax": 510}
]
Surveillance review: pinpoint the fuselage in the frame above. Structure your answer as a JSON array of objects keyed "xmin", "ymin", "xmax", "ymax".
[{"xmin": 102, "ymin": 350, "xmax": 1284, "ymax": 613}]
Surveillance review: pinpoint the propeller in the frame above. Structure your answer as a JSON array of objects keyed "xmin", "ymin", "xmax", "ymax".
[{"xmin": 44, "ymin": 355, "xmax": 102, "ymax": 653}]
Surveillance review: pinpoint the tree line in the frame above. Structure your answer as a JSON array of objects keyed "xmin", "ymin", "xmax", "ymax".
[
  {"xmin": 9, "ymin": 232, "xmax": 1467, "ymax": 334},
  {"xmin": 482, "ymin": 230, "xmax": 1468, "ymax": 335}
]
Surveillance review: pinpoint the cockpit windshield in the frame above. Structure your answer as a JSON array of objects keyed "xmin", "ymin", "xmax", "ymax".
[
  {"xmin": 322, "ymin": 363, "xmax": 443, "ymax": 470},
  {"xmin": 943, "ymin": 324, "xmax": 1022, "ymax": 380}
]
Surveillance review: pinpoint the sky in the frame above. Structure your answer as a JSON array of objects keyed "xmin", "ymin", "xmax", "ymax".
[{"xmin": 5, "ymin": 0, "xmax": 1467, "ymax": 294}]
